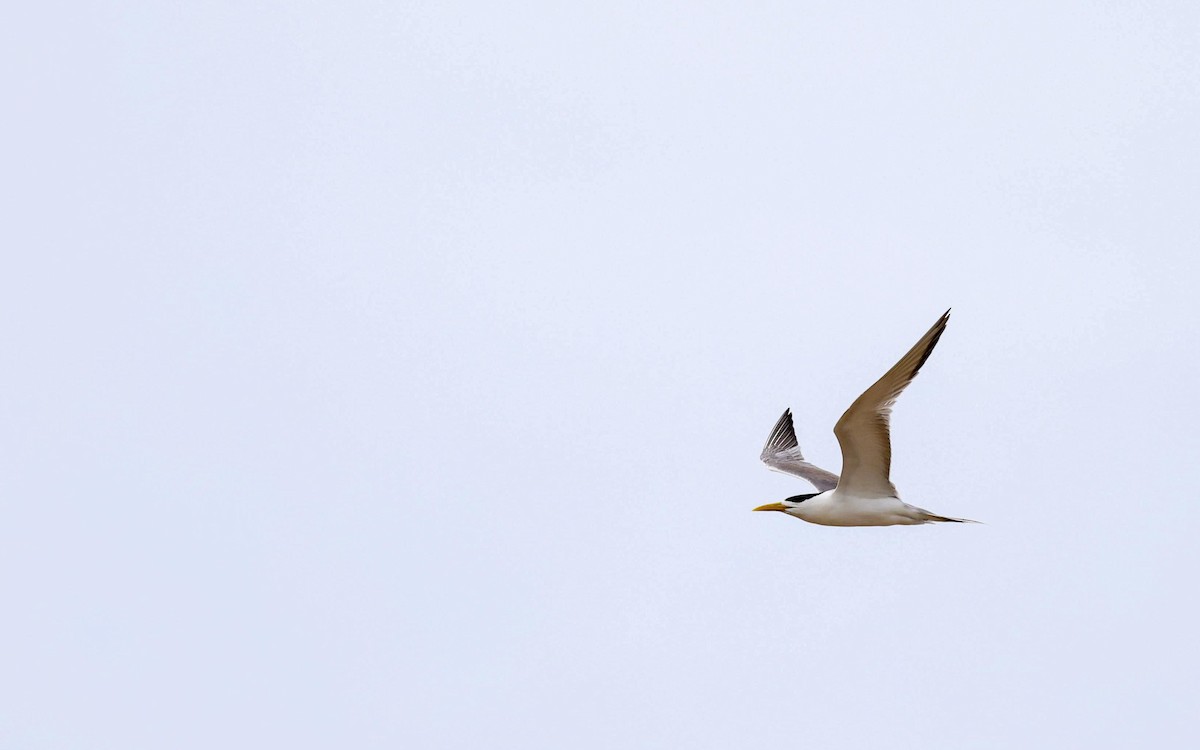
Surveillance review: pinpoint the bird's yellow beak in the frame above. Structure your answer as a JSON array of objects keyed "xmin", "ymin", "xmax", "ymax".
[{"xmin": 752, "ymin": 502, "xmax": 789, "ymax": 513}]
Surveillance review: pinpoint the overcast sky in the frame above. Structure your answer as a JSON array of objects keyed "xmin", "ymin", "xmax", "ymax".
[{"xmin": 4, "ymin": 1, "xmax": 1199, "ymax": 747}]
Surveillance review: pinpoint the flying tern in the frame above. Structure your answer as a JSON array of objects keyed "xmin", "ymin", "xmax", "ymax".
[{"xmin": 754, "ymin": 309, "xmax": 976, "ymax": 526}]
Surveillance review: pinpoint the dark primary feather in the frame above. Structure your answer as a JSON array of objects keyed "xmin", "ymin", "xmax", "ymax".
[
  {"xmin": 762, "ymin": 408, "xmax": 800, "ymax": 454},
  {"xmin": 759, "ymin": 409, "xmax": 840, "ymax": 492}
]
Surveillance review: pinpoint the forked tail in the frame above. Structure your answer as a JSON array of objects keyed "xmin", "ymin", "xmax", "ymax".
[{"xmin": 923, "ymin": 513, "xmax": 981, "ymax": 524}]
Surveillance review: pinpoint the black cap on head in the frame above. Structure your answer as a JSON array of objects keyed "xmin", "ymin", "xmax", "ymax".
[{"xmin": 785, "ymin": 493, "xmax": 820, "ymax": 504}]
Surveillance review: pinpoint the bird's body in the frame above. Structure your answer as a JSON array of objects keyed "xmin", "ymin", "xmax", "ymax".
[
  {"xmin": 754, "ymin": 310, "xmax": 977, "ymax": 527},
  {"xmin": 776, "ymin": 490, "xmax": 967, "ymax": 527}
]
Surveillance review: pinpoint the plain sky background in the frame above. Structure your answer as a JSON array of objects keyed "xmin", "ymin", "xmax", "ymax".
[{"xmin": 4, "ymin": 1, "xmax": 1199, "ymax": 747}]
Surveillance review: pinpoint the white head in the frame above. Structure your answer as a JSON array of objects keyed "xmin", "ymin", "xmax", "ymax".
[{"xmin": 752, "ymin": 492, "xmax": 820, "ymax": 516}]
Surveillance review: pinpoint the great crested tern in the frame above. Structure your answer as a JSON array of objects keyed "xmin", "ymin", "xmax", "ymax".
[{"xmin": 754, "ymin": 310, "xmax": 977, "ymax": 526}]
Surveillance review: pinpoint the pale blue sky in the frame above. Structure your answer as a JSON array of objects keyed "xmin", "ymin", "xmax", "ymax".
[{"xmin": 4, "ymin": 2, "xmax": 1199, "ymax": 747}]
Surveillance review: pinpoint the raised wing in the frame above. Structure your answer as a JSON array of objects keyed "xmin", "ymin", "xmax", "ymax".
[
  {"xmin": 759, "ymin": 408, "xmax": 839, "ymax": 492},
  {"xmin": 832, "ymin": 310, "xmax": 950, "ymax": 498}
]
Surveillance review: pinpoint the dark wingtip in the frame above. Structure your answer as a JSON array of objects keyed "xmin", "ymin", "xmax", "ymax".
[
  {"xmin": 910, "ymin": 310, "xmax": 951, "ymax": 380},
  {"xmin": 763, "ymin": 408, "xmax": 799, "ymax": 453}
]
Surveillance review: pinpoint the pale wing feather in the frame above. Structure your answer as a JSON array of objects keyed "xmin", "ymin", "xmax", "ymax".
[
  {"xmin": 759, "ymin": 409, "xmax": 840, "ymax": 492},
  {"xmin": 832, "ymin": 310, "xmax": 950, "ymax": 498}
]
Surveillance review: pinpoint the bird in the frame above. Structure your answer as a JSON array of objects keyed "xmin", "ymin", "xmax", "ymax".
[{"xmin": 753, "ymin": 309, "xmax": 977, "ymax": 526}]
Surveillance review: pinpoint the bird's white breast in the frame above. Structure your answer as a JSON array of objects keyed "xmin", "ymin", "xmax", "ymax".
[{"xmin": 787, "ymin": 490, "xmax": 927, "ymax": 526}]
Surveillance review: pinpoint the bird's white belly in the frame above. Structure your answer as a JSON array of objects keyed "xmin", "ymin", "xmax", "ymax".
[{"xmin": 789, "ymin": 491, "xmax": 926, "ymax": 526}]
